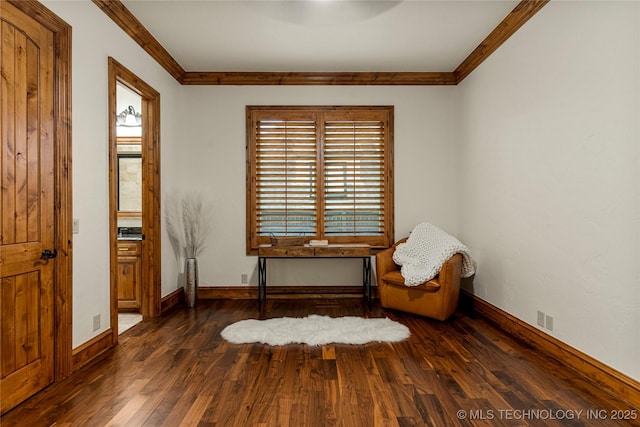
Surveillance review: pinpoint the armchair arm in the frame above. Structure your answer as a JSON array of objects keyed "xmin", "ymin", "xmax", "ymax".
[
  {"xmin": 438, "ymin": 253, "xmax": 462, "ymax": 289},
  {"xmin": 375, "ymin": 246, "xmax": 397, "ymax": 279},
  {"xmin": 436, "ymin": 253, "xmax": 462, "ymax": 318},
  {"xmin": 375, "ymin": 238, "xmax": 407, "ymax": 281}
]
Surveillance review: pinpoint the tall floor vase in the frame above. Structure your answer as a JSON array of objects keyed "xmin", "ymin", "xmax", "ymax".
[{"xmin": 185, "ymin": 257, "xmax": 198, "ymax": 308}]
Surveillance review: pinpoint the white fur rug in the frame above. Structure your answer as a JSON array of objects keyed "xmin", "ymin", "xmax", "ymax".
[{"xmin": 221, "ymin": 315, "xmax": 410, "ymax": 346}]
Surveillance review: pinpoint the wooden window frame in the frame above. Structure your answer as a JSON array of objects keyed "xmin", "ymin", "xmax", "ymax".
[{"xmin": 246, "ymin": 106, "xmax": 394, "ymax": 254}]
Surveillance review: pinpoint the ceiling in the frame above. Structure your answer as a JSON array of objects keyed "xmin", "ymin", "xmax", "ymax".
[{"xmin": 120, "ymin": 0, "xmax": 520, "ymax": 73}]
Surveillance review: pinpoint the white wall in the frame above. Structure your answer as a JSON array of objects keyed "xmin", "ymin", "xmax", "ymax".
[
  {"xmin": 179, "ymin": 86, "xmax": 459, "ymax": 288},
  {"xmin": 42, "ymin": 1, "xmax": 184, "ymax": 348},
  {"xmin": 457, "ymin": 1, "xmax": 639, "ymax": 379}
]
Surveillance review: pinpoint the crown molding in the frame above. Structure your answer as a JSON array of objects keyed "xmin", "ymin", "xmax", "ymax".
[
  {"xmin": 181, "ymin": 71, "xmax": 456, "ymax": 86},
  {"xmin": 92, "ymin": 0, "xmax": 185, "ymax": 82},
  {"xmin": 454, "ymin": 0, "xmax": 550, "ymax": 83},
  {"xmin": 94, "ymin": 0, "xmax": 548, "ymax": 85}
]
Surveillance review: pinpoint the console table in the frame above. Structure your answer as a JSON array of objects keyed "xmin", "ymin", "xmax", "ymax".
[{"xmin": 257, "ymin": 244, "xmax": 373, "ymax": 310}]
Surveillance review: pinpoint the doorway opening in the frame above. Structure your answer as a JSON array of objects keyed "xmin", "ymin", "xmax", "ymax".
[
  {"xmin": 108, "ymin": 58, "xmax": 162, "ymax": 343},
  {"xmin": 115, "ymin": 83, "xmax": 144, "ymax": 334}
]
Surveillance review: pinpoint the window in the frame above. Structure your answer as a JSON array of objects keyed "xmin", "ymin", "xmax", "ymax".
[{"xmin": 246, "ymin": 106, "xmax": 394, "ymax": 253}]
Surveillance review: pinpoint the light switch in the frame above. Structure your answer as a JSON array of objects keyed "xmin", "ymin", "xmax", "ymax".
[{"xmin": 73, "ymin": 218, "xmax": 80, "ymax": 234}]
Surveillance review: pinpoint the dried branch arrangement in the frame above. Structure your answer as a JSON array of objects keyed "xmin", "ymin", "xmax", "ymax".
[{"xmin": 166, "ymin": 192, "xmax": 211, "ymax": 258}]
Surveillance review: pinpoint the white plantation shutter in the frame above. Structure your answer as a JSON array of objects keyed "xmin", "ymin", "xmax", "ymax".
[
  {"xmin": 247, "ymin": 106, "xmax": 393, "ymax": 253},
  {"xmin": 323, "ymin": 120, "xmax": 385, "ymax": 237},
  {"xmin": 255, "ymin": 119, "xmax": 317, "ymax": 236}
]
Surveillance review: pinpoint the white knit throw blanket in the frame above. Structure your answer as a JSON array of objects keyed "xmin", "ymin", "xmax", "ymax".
[{"xmin": 392, "ymin": 223, "xmax": 475, "ymax": 286}]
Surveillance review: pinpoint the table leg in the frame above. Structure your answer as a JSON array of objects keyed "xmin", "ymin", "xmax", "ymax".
[
  {"xmin": 363, "ymin": 257, "xmax": 372, "ymax": 307},
  {"xmin": 258, "ymin": 257, "xmax": 267, "ymax": 310}
]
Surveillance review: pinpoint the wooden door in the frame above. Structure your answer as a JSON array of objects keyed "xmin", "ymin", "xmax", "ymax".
[{"xmin": 1, "ymin": 2, "xmax": 56, "ymax": 413}]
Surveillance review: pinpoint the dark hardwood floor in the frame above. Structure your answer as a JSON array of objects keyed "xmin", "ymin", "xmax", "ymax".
[{"xmin": 2, "ymin": 299, "xmax": 638, "ymax": 426}]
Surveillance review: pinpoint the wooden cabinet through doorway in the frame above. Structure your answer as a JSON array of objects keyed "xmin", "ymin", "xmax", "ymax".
[{"xmin": 117, "ymin": 241, "xmax": 141, "ymax": 310}]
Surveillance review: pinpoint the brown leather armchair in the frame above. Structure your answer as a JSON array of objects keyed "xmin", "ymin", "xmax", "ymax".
[{"xmin": 375, "ymin": 238, "xmax": 462, "ymax": 321}]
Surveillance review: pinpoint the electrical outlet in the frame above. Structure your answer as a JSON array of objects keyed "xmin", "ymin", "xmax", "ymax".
[
  {"xmin": 537, "ymin": 311, "xmax": 545, "ymax": 327},
  {"xmin": 241, "ymin": 274, "xmax": 248, "ymax": 284},
  {"xmin": 93, "ymin": 314, "xmax": 101, "ymax": 332},
  {"xmin": 73, "ymin": 218, "xmax": 80, "ymax": 234},
  {"xmin": 545, "ymin": 315, "xmax": 554, "ymax": 331}
]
